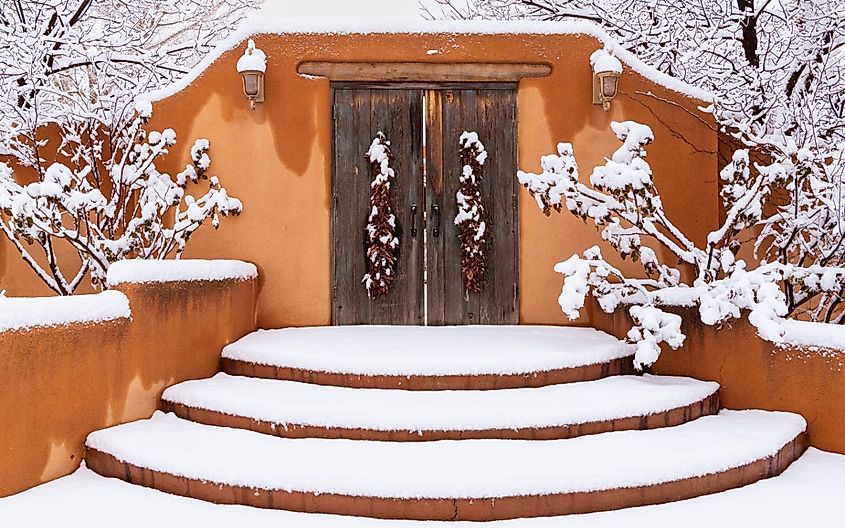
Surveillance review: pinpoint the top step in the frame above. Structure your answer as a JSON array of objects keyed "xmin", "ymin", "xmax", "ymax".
[{"xmin": 221, "ymin": 326, "xmax": 635, "ymax": 390}]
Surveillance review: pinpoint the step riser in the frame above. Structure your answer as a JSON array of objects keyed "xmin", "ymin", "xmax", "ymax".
[
  {"xmin": 161, "ymin": 392, "xmax": 720, "ymax": 441},
  {"xmin": 220, "ymin": 355, "xmax": 636, "ymax": 390},
  {"xmin": 85, "ymin": 433, "xmax": 808, "ymax": 521}
]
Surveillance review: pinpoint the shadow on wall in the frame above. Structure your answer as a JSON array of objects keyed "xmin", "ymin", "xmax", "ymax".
[{"xmin": 0, "ymin": 275, "xmax": 258, "ymax": 498}]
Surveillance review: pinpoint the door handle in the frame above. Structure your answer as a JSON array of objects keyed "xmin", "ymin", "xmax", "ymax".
[
  {"xmin": 411, "ymin": 204, "xmax": 417, "ymax": 238},
  {"xmin": 432, "ymin": 204, "xmax": 440, "ymax": 238}
]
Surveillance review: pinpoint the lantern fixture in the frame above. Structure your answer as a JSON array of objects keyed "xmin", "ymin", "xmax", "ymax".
[
  {"xmin": 237, "ymin": 39, "xmax": 267, "ymax": 110},
  {"xmin": 590, "ymin": 49, "xmax": 622, "ymax": 111}
]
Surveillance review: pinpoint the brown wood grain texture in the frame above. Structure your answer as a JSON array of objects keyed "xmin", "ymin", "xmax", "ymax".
[
  {"xmin": 331, "ymin": 87, "xmax": 424, "ymax": 325},
  {"xmin": 427, "ymin": 87, "xmax": 519, "ymax": 325},
  {"xmin": 332, "ymin": 84, "xmax": 518, "ymax": 325},
  {"xmin": 298, "ymin": 62, "xmax": 552, "ymax": 82}
]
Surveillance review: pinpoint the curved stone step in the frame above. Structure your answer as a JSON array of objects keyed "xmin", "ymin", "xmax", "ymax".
[
  {"xmin": 220, "ymin": 326, "xmax": 635, "ymax": 389},
  {"xmin": 161, "ymin": 373, "xmax": 720, "ymax": 441},
  {"xmin": 85, "ymin": 411, "xmax": 807, "ymax": 521}
]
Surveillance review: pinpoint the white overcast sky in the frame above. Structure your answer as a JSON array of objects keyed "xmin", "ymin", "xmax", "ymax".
[{"xmin": 260, "ymin": 0, "xmax": 435, "ymax": 20}]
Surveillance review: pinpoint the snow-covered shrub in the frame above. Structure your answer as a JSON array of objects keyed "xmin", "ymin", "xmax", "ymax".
[
  {"xmin": 0, "ymin": 105, "xmax": 242, "ymax": 294},
  {"xmin": 455, "ymin": 132, "xmax": 489, "ymax": 292},
  {"xmin": 521, "ymin": 121, "xmax": 845, "ymax": 369},
  {"xmin": 362, "ymin": 132, "xmax": 399, "ymax": 298},
  {"xmin": 0, "ymin": 0, "xmax": 253, "ymax": 295}
]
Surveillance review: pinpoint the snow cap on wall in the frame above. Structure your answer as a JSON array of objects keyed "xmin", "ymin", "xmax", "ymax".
[
  {"xmin": 0, "ymin": 291, "xmax": 131, "ymax": 333},
  {"xmin": 140, "ymin": 20, "xmax": 714, "ymax": 104},
  {"xmin": 106, "ymin": 259, "xmax": 258, "ymax": 286}
]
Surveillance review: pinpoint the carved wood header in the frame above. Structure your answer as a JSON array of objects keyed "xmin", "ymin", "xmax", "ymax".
[{"xmin": 297, "ymin": 62, "xmax": 552, "ymax": 82}]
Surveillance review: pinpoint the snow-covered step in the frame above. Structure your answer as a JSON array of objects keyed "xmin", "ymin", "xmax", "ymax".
[
  {"xmin": 85, "ymin": 411, "xmax": 807, "ymax": 521},
  {"xmin": 220, "ymin": 326, "xmax": 635, "ymax": 389},
  {"xmin": 161, "ymin": 373, "xmax": 720, "ymax": 441}
]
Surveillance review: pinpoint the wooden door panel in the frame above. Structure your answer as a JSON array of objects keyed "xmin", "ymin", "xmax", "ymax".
[
  {"xmin": 331, "ymin": 87, "xmax": 424, "ymax": 325},
  {"xmin": 426, "ymin": 87, "xmax": 519, "ymax": 326}
]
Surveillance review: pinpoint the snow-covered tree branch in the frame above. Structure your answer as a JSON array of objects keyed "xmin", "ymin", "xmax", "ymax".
[
  {"xmin": 0, "ymin": 103, "xmax": 243, "ymax": 295},
  {"xmin": 441, "ymin": 0, "xmax": 845, "ymax": 365},
  {"xmin": 0, "ymin": 1, "xmax": 254, "ymax": 294},
  {"xmin": 428, "ymin": 1, "xmax": 845, "ymax": 224},
  {"xmin": 520, "ymin": 121, "xmax": 845, "ymax": 369}
]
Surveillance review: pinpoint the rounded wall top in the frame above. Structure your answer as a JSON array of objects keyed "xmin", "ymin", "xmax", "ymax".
[{"xmin": 139, "ymin": 20, "xmax": 713, "ymax": 105}]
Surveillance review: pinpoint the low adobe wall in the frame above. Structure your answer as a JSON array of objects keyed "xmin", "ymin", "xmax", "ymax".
[
  {"xmin": 0, "ymin": 264, "xmax": 258, "ymax": 497},
  {"xmin": 590, "ymin": 302, "xmax": 845, "ymax": 454}
]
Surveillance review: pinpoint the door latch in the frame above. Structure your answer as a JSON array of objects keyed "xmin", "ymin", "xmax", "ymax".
[{"xmin": 411, "ymin": 204, "xmax": 418, "ymax": 238}]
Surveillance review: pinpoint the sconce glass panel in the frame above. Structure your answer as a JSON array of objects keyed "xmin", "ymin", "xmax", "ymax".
[
  {"xmin": 243, "ymin": 74, "xmax": 260, "ymax": 97},
  {"xmin": 602, "ymin": 75, "xmax": 618, "ymax": 98}
]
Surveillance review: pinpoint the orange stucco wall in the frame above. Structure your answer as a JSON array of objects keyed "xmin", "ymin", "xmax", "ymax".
[
  {"xmin": 0, "ymin": 32, "xmax": 718, "ymax": 329},
  {"xmin": 0, "ymin": 277, "xmax": 257, "ymax": 497},
  {"xmin": 590, "ymin": 302, "xmax": 845, "ymax": 454}
]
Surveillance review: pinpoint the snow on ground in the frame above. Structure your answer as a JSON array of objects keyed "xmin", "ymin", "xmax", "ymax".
[
  {"xmin": 106, "ymin": 259, "xmax": 257, "ymax": 285},
  {"xmin": 84, "ymin": 411, "xmax": 803, "ymax": 498},
  {"xmin": 162, "ymin": 373, "xmax": 718, "ymax": 432},
  {"xmin": 0, "ymin": 290, "xmax": 130, "ymax": 332},
  {"xmin": 2, "ymin": 447, "xmax": 843, "ymax": 526},
  {"xmin": 221, "ymin": 326, "xmax": 634, "ymax": 376}
]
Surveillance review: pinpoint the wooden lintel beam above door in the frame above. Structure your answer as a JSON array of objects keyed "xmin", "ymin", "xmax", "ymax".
[{"xmin": 299, "ymin": 62, "xmax": 552, "ymax": 82}]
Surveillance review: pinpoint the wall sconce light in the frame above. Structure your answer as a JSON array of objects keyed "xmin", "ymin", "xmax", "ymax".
[
  {"xmin": 590, "ymin": 49, "xmax": 622, "ymax": 111},
  {"xmin": 237, "ymin": 39, "xmax": 267, "ymax": 110}
]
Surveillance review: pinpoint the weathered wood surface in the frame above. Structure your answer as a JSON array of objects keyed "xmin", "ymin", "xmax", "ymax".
[
  {"xmin": 331, "ymin": 88, "xmax": 424, "ymax": 325},
  {"xmin": 331, "ymin": 84, "xmax": 518, "ymax": 326},
  {"xmin": 426, "ymin": 87, "xmax": 519, "ymax": 325},
  {"xmin": 300, "ymin": 62, "xmax": 551, "ymax": 82}
]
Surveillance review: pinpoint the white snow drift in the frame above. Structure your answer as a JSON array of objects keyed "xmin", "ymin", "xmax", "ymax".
[
  {"xmin": 220, "ymin": 325, "xmax": 634, "ymax": 376},
  {"xmin": 162, "ymin": 373, "xmax": 719, "ymax": 432}
]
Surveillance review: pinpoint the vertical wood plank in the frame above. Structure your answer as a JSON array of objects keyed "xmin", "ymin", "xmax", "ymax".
[
  {"xmin": 427, "ymin": 86, "xmax": 519, "ymax": 326},
  {"xmin": 331, "ymin": 86, "xmax": 424, "ymax": 325},
  {"xmin": 425, "ymin": 90, "xmax": 446, "ymax": 326}
]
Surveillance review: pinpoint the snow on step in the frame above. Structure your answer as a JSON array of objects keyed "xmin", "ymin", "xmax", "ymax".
[
  {"xmin": 221, "ymin": 326, "xmax": 632, "ymax": 376},
  {"xmin": 162, "ymin": 373, "xmax": 718, "ymax": 432},
  {"xmin": 86, "ymin": 410, "xmax": 805, "ymax": 499}
]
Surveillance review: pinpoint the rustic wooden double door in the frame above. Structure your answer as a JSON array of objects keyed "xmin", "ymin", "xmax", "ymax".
[{"xmin": 332, "ymin": 83, "xmax": 519, "ymax": 326}]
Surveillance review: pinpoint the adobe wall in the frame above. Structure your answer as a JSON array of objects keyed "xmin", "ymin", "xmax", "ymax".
[
  {"xmin": 590, "ymin": 302, "xmax": 845, "ymax": 454},
  {"xmin": 0, "ymin": 31, "xmax": 718, "ymax": 328},
  {"xmin": 0, "ymin": 277, "xmax": 257, "ymax": 497}
]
